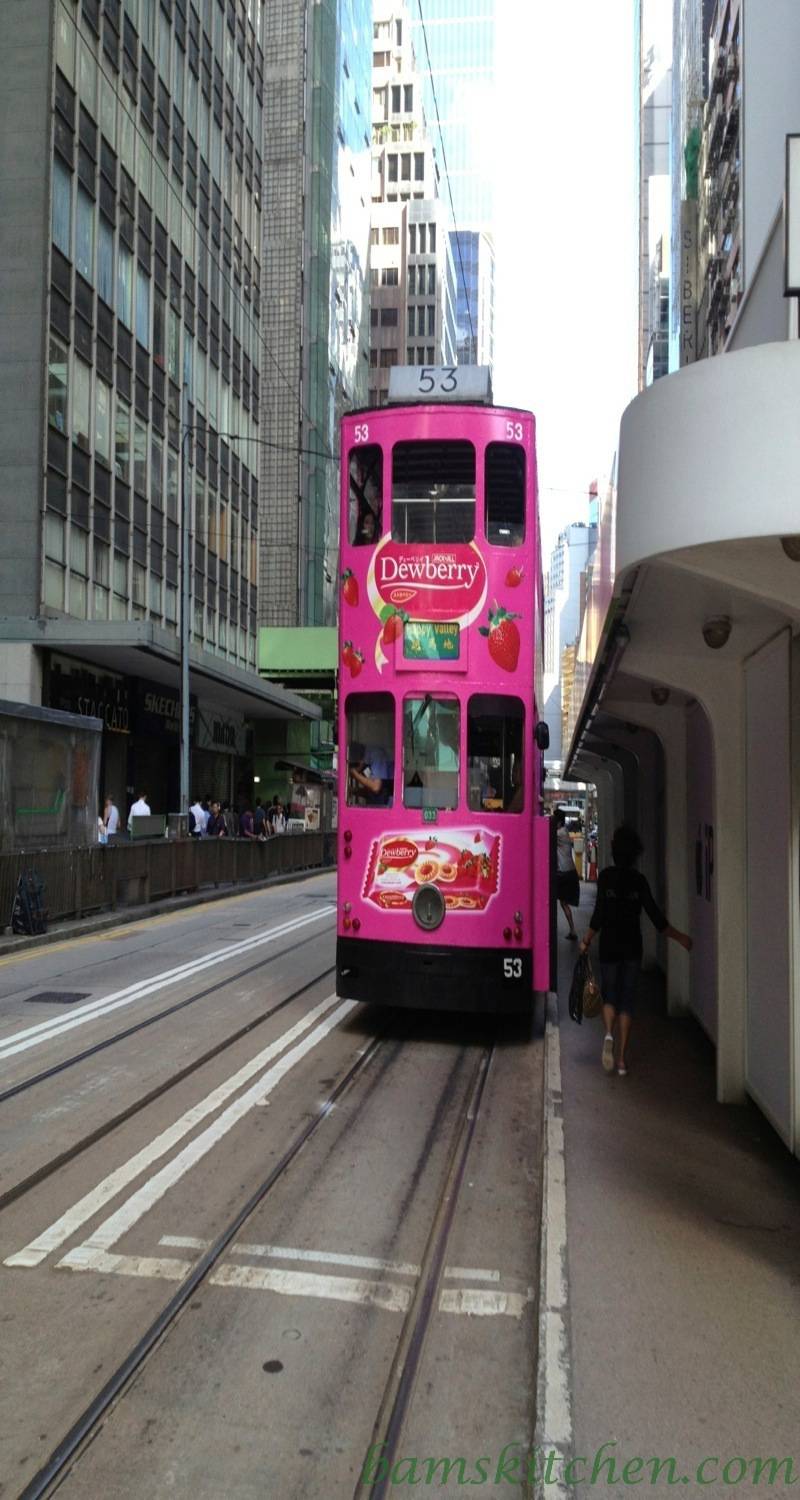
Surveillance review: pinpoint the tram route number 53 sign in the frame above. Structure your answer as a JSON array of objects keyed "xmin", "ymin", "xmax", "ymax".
[{"xmin": 388, "ymin": 365, "xmax": 492, "ymax": 404}]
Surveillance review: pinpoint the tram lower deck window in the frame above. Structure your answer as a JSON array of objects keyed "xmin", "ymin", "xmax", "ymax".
[
  {"xmin": 467, "ymin": 695, "xmax": 524, "ymax": 813},
  {"xmin": 403, "ymin": 695, "xmax": 459, "ymax": 810},
  {"xmin": 392, "ymin": 440, "xmax": 475, "ymax": 544},
  {"xmin": 345, "ymin": 693, "xmax": 395, "ymax": 806}
]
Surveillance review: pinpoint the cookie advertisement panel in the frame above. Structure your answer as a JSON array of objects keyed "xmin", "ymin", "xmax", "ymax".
[{"xmin": 362, "ymin": 829, "xmax": 501, "ymax": 913}]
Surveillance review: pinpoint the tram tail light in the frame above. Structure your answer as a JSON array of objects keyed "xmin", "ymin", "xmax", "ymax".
[
  {"xmin": 343, "ymin": 916, "xmax": 351, "ymax": 930},
  {"xmin": 352, "ymin": 917, "xmax": 361, "ymax": 933},
  {"xmin": 514, "ymin": 910, "xmax": 523, "ymax": 925},
  {"xmin": 344, "ymin": 846, "xmax": 353, "ymax": 859},
  {"xmin": 344, "ymin": 829, "xmax": 353, "ymax": 843},
  {"xmin": 514, "ymin": 926, "xmax": 523, "ymax": 942},
  {"xmin": 503, "ymin": 926, "xmax": 512, "ymax": 942}
]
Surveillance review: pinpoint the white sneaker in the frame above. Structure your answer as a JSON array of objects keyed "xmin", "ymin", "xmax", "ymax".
[{"xmin": 601, "ymin": 1034, "xmax": 615, "ymax": 1073}]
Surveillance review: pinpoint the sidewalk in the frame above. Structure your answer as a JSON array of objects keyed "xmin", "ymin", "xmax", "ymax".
[{"xmin": 554, "ymin": 887, "xmax": 800, "ymax": 1496}]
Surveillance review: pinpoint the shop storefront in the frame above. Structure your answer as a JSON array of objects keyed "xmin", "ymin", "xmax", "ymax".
[{"xmin": 46, "ymin": 654, "xmax": 130, "ymax": 815}]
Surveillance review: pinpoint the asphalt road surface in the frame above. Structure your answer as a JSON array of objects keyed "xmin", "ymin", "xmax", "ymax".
[{"xmin": 0, "ymin": 871, "xmax": 544, "ymax": 1499}]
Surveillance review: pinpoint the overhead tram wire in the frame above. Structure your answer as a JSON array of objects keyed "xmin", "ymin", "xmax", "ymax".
[
  {"xmin": 59, "ymin": 7, "xmax": 332, "ymax": 469},
  {"xmin": 415, "ymin": 0, "xmax": 476, "ymax": 352}
]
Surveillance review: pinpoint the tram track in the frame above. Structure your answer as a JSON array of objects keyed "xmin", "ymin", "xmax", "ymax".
[
  {"xmin": 0, "ymin": 951, "xmax": 335, "ymax": 1213},
  {"xmin": 13, "ymin": 1026, "xmax": 498, "ymax": 1500}
]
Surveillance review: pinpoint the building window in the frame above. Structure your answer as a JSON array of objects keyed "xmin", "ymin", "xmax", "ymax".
[
  {"xmin": 369, "ymin": 348, "xmax": 378, "ymax": 367},
  {"xmin": 409, "ymin": 224, "xmax": 416, "ymax": 254},
  {"xmin": 370, "ymin": 227, "xmax": 380, "ymax": 245},
  {"xmin": 168, "ymin": 307, "xmax": 180, "ymax": 382},
  {"xmin": 406, "ymin": 347, "xmax": 414, "ymax": 364},
  {"xmin": 134, "ymin": 419, "xmax": 147, "ymax": 493},
  {"xmin": 153, "ymin": 291, "xmax": 166, "ymax": 370},
  {"xmin": 98, "ymin": 216, "xmax": 114, "ymax": 306},
  {"xmin": 136, "ymin": 268, "xmax": 151, "ymax": 349},
  {"xmin": 429, "ymin": 224, "xmax": 436, "ymax": 253},
  {"xmin": 408, "ymin": 266, "xmax": 415, "ymax": 295},
  {"xmin": 427, "ymin": 305, "xmax": 435, "ymax": 336},
  {"xmin": 391, "ymin": 85, "xmax": 401, "ymax": 113},
  {"xmin": 383, "ymin": 226, "xmax": 399, "ymax": 245},
  {"xmin": 401, "ymin": 154, "xmax": 411, "ymax": 181},
  {"xmin": 428, "ymin": 264, "xmax": 436, "ymax": 294},
  {"xmin": 75, "ymin": 189, "xmax": 94, "ymax": 283},
  {"xmin": 48, "ymin": 337, "xmax": 68, "ymax": 434},
  {"xmin": 45, "ymin": 512, "xmax": 66, "ymax": 563},
  {"xmin": 52, "ymin": 159, "xmax": 72, "ymax": 257},
  {"xmin": 115, "ymin": 396, "xmax": 131, "ymax": 480},
  {"xmin": 417, "ymin": 307, "xmax": 425, "ymax": 336},
  {"xmin": 151, "ymin": 433, "xmax": 163, "ymax": 507},
  {"xmin": 95, "ymin": 378, "xmax": 111, "ymax": 465},
  {"xmin": 404, "ymin": 84, "xmax": 413, "ymax": 112},
  {"xmin": 407, "ymin": 308, "xmax": 415, "ymax": 336},
  {"xmin": 379, "ymin": 348, "xmax": 398, "ymax": 368},
  {"xmin": 72, "ymin": 357, "xmax": 91, "ymax": 450},
  {"xmin": 414, "ymin": 153, "xmax": 424, "ymax": 182},
  {"xmin": 396, "ymin": 19, "xmax": 403, "ymax": 45},
  {"xmin": 117, "ymin": 242, "xmax": 133, "ymax": 328},
  {"xmin": 381, "ymin": 267, "xmax": 398, "ymax": 286},
  {"xmin": 69, "ymin": 525, "xmax": 88, "ymax": 577},
  {"xmin": 380, "ymin": 307, "xmax": 398, "ymax": 327},
  {"xmin": 388, "ymin": 154, "xmax": 398, "ymax": 183}
]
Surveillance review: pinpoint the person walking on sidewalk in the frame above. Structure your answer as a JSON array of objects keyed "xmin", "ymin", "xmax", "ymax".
[
  {"xmin": 554, "ymin": 807, "xmax": 580, "ymax": 940},
  {"xmin": 579, "ymin": 824, "xmax": 692, "ymax": 1077}
]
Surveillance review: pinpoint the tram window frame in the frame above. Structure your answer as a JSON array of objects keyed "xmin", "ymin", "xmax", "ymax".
[
  {"xmin": 345, "ymin": 693, "xmax": 395, "ymax": 807},
  {"xmin": 485, "ymin": 442, "xmax": 526, "ymax": 548},
  {"xmin": 391, "ymin": 440, "xmax": 476, "ymax": 545},
  {"xmin": 402, "ymin": 694, "xmax": 460, "ymax": 811},
  {"xmin": 467, "ymin": 694, "xmax": 525, "ymax": 813},
  {"xmin": 348, "ymin": 444, "xmax": 383, "ymax": 545}
]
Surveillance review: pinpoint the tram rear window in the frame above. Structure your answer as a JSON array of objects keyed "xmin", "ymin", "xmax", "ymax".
[
  {"xmin": 345, "ymin": 693, "xmax": 394, "ymax": 806},
  {"xmin": 391, "ymin": 441, "xmax": 475, "ymax": 544},
  {"xmin": 467, "ymin": 695, "xmax": 524, "ymax": 813},
  {"xmin": 349, "ymin": 445, "xmax": 383, "ymax": 545},
  {"xmin": 485, "ymin": 443, "xmax": 525, "ymax": 547},
  {"xmin": 403, "ymin": 695, "xmax": 459, "ymax": 810}
]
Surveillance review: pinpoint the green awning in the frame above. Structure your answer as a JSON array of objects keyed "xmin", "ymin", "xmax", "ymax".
[{"xmin": 258, "ymin": 627, "xmax": 338, "ymax": 676}]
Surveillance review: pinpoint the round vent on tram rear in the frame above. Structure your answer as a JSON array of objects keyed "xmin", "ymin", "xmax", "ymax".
[{"xmin": 411, "ymin": 882, "xmax": 446, "ymax": 933}]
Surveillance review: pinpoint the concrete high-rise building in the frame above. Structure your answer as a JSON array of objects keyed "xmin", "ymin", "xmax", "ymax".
[
  {"xmin": 636, "ymin": 0, "xmax": 673, "ymax": 387},
  {"xmin": 411, "ymin": 0, "xmax": 496, "ymax": 368},
  {"xmin": 369, "ymin": 0, "xmax": 456, "ymax": 403},
  {"xmin": 259, "ymin": 0, "xmax": 373, "ymax": 630},
  {"xmin": 0, "ymin": 0, "xmax": 315, "ymax": 814}
]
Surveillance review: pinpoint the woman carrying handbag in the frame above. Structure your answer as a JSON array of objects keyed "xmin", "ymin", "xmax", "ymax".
[{"xmin": 579, "ymin": 825, "xmax": 691, "ymax": 1077}]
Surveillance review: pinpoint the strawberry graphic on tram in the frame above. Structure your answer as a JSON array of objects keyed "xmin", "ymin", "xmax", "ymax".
[{"xmin": 336, "ymin": 366, "xmax": 554, "ymax": 1013}]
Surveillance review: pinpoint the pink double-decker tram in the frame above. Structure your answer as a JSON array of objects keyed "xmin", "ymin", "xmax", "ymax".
[{"xmin": 336, "ymin": 366, "xmax": 554, "ymax": 1013}]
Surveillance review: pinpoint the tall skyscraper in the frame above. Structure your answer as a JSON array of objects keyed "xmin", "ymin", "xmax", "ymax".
[
  {"xmin": 635, "ymin": 0, "xmax": 673, "ymax": 388},
  {"xmin": 410, "ymin": 0, "xmax": 496, "ymax": 367},
  {"xmin": 0, "ymin": 0, "xmax": 313, "ymax": 812},
  {"xmin": 259, "ymin": 0, "xmax": 373, "ymax": 630},
  {"xmin": 369, "ymin": 0, "xmax": 456, "ymax": 404}
]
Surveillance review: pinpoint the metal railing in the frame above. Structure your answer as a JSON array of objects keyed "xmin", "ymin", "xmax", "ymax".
[{"xmin": 0, "ymin": 832, "xmax": 337, "ymax": 933}]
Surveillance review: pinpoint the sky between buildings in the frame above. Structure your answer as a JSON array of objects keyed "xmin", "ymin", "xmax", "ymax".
[{"xmin": 491, "ymin": 0, "xmax": 638, "ymax": 558}]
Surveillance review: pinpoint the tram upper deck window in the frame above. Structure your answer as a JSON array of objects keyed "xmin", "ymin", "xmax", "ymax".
[
  {"xmin": 403, "ymin": 695, "xmax": 459, "ymax": 810},
  {"xmin": 485, "ymin": 443, "xmax": 525, "ymax": 547},
  {"xmin": 467, "ymin": 695, "xmax": 524, "ymax": 813},
  {"xmin": 391, "ymin": 441, "xmax": 475, "ymax": 544},
  {"xmin": 349, "ymin": 445, "xmax": 383, "ymax": 545},
  {"xmin": 345, "ymin": 693, "xmax": 395, "ymax": 807}
]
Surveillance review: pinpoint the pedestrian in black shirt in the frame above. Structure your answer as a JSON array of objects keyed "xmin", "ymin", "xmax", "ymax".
[{"xmin": 579, "ymin": 825, "xmax": 691, "ymax": 1077}]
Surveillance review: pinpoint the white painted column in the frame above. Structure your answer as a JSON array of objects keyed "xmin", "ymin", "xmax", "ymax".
[{"xmin": 622, "ymin": 648, "xmax": 747, "ymax": 1105}]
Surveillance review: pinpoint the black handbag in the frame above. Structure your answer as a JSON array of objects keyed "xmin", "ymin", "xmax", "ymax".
[{"xmin": 568, "ymin": 952, "xmax": 590, "ymax": 1024}]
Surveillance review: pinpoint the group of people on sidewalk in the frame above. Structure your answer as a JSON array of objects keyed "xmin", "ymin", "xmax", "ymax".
[
  {"xmin": 555, "ymin": 807, "xmax": 692, "ymax": 1079},
  {"xmin": 189, "ymin": 795, "xmax": 287, "ymax": 840}
]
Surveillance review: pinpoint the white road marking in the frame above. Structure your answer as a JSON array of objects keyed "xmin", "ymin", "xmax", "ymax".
[
  {"xmin": 58, "ymin": 1242, "xmax": 530, "ymax": 1317},
  {"xmin": 159, "ymin": 1235, "xmax": 421, "ymax": 1278},
  {"xmin": 212, "ymin": 1262, "xmax": 414, "ymax": 1313},
  {"xmin": 0, "ymin": 906, "xmax": 335, "ymax": 1061},
  {"xmin": 443, "ymin": 1266, "xmax": 501, "ymax": 1282},
  {"xmin": 439, "ymin": 1287, "xmax": 533, "ymax": 1318},
  {"xmin": 56, "ymin": 1001, "xmax": 355, "ymax": 1269},
  {"xmin": 4, "ymin": 992, "xmax": 344, "ymax": 1269},
  {"xmin": 534, "ymin": 995, "xmax": 575, "ymax": 1500}
]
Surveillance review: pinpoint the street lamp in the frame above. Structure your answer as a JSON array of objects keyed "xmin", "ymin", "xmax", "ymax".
[{"xmin": 179, "ymin": 384, "xmax": 191, "ymax": 827}]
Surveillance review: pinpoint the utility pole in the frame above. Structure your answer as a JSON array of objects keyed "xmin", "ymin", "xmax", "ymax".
[{"xmin": 179, "ymin": 384, "xmax": 191, "ymax": 828}]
